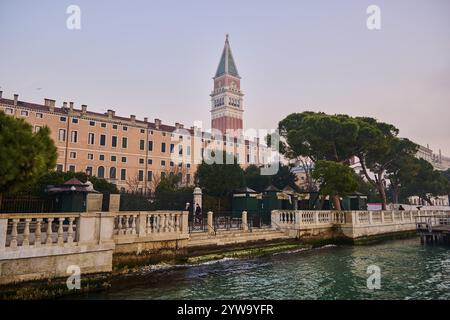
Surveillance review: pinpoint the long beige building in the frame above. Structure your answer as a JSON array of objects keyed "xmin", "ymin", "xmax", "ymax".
[
  {"xmin": 0, "ymin": 37, "xmax": 267, "ymax": 192},
  {"xmin": 0, "ymin": 92, "xmax": 263, "ymax": 192}
]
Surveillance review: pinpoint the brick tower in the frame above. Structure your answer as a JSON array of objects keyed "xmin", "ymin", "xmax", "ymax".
[{"xmin": 210, "ymin": 35, "xmax": 244, "ymax": 136}]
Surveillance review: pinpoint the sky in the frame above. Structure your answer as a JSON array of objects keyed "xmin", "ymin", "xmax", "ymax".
[{"xmin": 1, "ymin": 0, "xmax": 449, "ymax": 154}]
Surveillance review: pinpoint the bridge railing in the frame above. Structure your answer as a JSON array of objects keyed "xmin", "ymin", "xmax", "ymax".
[{"xmin": 415, "ymin": 214, "xmax": 450, "ymax": 231}]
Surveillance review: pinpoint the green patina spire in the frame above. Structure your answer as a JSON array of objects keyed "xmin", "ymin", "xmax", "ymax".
[{"xmin": 215, "ymin": 34, "xmax": 240, "ymax": 78}]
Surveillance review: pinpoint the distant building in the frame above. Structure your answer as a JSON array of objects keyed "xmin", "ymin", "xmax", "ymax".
[{"xmin": 416, "ymin": 144, "xmax": 450, "ymax": 171}]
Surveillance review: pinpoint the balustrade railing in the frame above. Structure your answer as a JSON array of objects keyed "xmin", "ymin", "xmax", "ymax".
[
  {"xmin": 271, "ymin": 210, "xmax": 345, "ymax": 228},
  {"xmin": 113, "ymin": 211, "xmax": 187, "ymax": 237},
  {"xmin": 271, "ymin": 210, "xmax": 426, "ymax": 229},
  {"xmin": 1, "ymin": 213, "xmax": 79, "ymax": 249},
  {"xmin": 1, "ymin": 210, "xmax": 189, "ymax": 254}
]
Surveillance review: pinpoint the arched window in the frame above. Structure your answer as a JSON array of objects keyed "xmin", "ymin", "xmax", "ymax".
[
  {"xmin": 110, "ymin": 167, "xmax": 116, "ymax": 179},
  {"xmin": 98, "ymin": 166, "xmax": 105, "ymax": 178}
]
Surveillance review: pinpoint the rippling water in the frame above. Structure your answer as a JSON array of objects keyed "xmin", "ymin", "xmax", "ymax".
[{"xmin": 84, "ymin": 238, "xmax": 450, "ymax": 300}]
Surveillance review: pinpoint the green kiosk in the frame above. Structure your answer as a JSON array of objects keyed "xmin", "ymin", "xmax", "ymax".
[
  {"xmin": 260, "ymin": 185, "xmax": 283, "ymax": 225},
  {"xmin": 342, "ymin": 192, "xmax": 368, "ymax": 210},
  {"xmin": 46, "ymin": 178, "xmax": 99, "ymax": 212},
  {"xmin": 232, "ymin": 187, "xmax": 263, "ymax": 226}
]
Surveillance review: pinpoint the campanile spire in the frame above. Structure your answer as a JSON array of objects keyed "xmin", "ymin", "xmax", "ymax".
[{"xmin": 211, "ymin": 35, "xmax": 244, "ymax": 136}]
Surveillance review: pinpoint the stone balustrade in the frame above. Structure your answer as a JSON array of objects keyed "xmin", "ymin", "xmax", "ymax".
[
  {"xmin": 0, "ymin": 213, "xmax": 80, "ymax": 250},
  {"xmin": 0, "ymin": 210, "xmax": 189, "ymax": 284},
  {"xmin": 113, "ymin": 211, "xmax": 188, "ymax": 238},
  {"xmin": 351, "ymin": 210, "xmax": 448, "ymax": 226},
  {"xmin": 271, "ymin": 210, "xmax": 346, "ymax": 229},
  {"xmin": 270, "ymin": 209, "xmax": 447, "ymax": 239}
]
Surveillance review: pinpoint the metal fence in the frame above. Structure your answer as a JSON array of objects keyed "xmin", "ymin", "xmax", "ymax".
[
  {"xmin": 0, "ymin": 195, "xmax": 60, "ymax": 213},
  {"xmin": 188, "ymin": 218, "xmax": 208, "ymax": 233}
]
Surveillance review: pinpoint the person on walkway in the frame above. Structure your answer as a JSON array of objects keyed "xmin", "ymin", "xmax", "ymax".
[
  {"xmin": 195, "ymin": 203, "xmax": 202, "ymax": 223},
  {"xmin": 398, "ymin": 205, "xmax": 405, "ymax": 211}
]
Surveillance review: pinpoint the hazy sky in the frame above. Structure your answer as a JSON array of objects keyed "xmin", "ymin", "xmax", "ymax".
[{"xmin": 1, "ymin": 0, "xmax": 449, "ymax": 154}]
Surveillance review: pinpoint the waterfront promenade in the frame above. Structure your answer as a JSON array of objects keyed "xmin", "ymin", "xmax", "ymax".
[{"xmin": 1, "ymin": 193, "xmax": 449, "ymax": 286}]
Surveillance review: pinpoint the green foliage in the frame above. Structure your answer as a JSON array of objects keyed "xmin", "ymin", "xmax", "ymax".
[
  {"xmin": 155, "ymin": 174, "xmax": 181, "ymax": 193},
  {"xmin": 243, "ymin": 165, "xmax": 271, "ymax": 192},
  {"xmin": 352, "ymin": 172, "xmax": 381, "ymax": 202},
  {"xmin": 243, "ymin": 164, "xmax": 298, "ymax": 192},
  {"xmin": 386, "ymin": 153, "xmax": 421, "ymax": 203},
  {"xmin": 312, "ymin": 161, "xmax": 358, "ymax": 197},
  {"xmin": 270, "ymin": 163, "xmax": 298, "ymax": 191},
  {"xmin": 0, "ymin": 111, "xmax": 57, "ymax": 195},
  {"xmin": 195, "ymin": 152, "xmax": 244, "ymax": 197},
  {"xmin": 278, "ymin": 112, "xmax": 359, "ymax": 162},
  {"xmin": 402, "ymin": 159, "xmax": 449, "ymax": 204},
  {"xmin": 354, "ymin": 117, "xmax": 418, "ymax": 208},
  {"xmin": 21, "ymin": 171, "xmax": 119, "ymax": 195}
]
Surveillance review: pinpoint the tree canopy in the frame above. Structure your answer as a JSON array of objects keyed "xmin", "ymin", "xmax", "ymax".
[
  {"xmin": 277, "ymin": 111, "xmax": 429, "ymax": 209},
  {"xmin": 354, "ymin": 117, "xmax": 418, "ymax": 209},
  {"xmin": 0, "ymin": 111, "xmax": 57, "ymax": 196},
  {"xmin": 312, "ymin": 160, "xmax": 358, "ymax": 209},
  {"xmin": 401, "ymin": 159, "xmax": 449, "ymax": 205},
  {"xmin": 195, "ymin": 152, "xmax": 244, "ymax": 197}
]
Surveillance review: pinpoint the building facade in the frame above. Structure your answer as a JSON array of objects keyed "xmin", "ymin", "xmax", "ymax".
[{"xmin": 0, "ymin": 92, "xmax": 264, "ymax": 192}]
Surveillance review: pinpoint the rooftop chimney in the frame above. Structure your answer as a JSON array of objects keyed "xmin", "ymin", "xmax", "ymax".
[
  {"xmin": 44, "ymin": 98, "xmax": 56, "ymax": 112},
  {"xmin": 13, "ymin": 94, "xmax": 18, "ymax": 106},
  {"xmin": 63, "ymin": 102, "xmax": 68, "ymax": 109},
  {"xmin": 175, "ymin": 122, "xmax": 181, "ymax": 129},
  {"xmin": 69, "ymin": 101, "xmax": 74, "ymax": 110},
  {"xmin": 130, "ymin": 115, "xmax": 136, "ymax": 122},
  {"xmin": 155, "ymin": 118, "xmax": 161, "ymax": 129},
  {"xmin": 0, "ymin": 91, "xmax": 3, "ymax": 98},
  {"xmin": 107, "ymin": 109, "xmax": 115, "ymax": 118},
  {"xmin": 81, "ymin": 104, "xmax": 87, "ymax": 114},
  {"xmin": 144, "ymin": 117, "xmax": 148, "ymax": 122}
]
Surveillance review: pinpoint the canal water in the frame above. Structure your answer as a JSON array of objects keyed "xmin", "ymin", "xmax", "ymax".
[{"xmin": 84, "ymin": 238, "xmax": 450, "ymax": 300}]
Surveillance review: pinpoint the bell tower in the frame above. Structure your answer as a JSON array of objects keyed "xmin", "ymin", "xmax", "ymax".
[{"xmin": 210, "ymin": 35, "xmax": 244, "ymax": 136}]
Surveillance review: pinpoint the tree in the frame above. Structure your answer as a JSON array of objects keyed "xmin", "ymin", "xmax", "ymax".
[
  {"xmin": 386, "ymin": 154, "xmax": 420, "ymax": 204},
  {"xmin": 0, "ymin": 111, "xmax": 57, "ymax": 200},
  {"xmin": 195, "ymin": 151, "xmax": 244, "ymax": 212},
  {"xmin": 295, "ymin": 157, "xmax": 316, "ymax": 191},
  {"xmin": 155, "ymin": 174, "xmax": 181, "ymax": 193},
  {"xmin": 270, "ymin": 163, "xmax": 298, "ymax": 191},
  {"xmin": 402, "ymin": 159, "xmax": 449, "ymax": 205},
  {"xmin": 277, "ymin": 112, "xmax": 360, "ymax": 209},
  {"xmin": 352, "ymin": 172, "xmax": 381, "ymax": 202},
  {"xmin": 443, "ymin": 169, "xmax": 450, "ymax": 204},
  {"xmin": 312, "ymin": 160, "xmax": 358, "ymax": 210},
  {"xmin": 243, "ymin": 165, "xmax": 271, "ymax": 192},
  {"xmin": 354, "ymin": 117, "xmax": 418, "ymax": 209}
]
